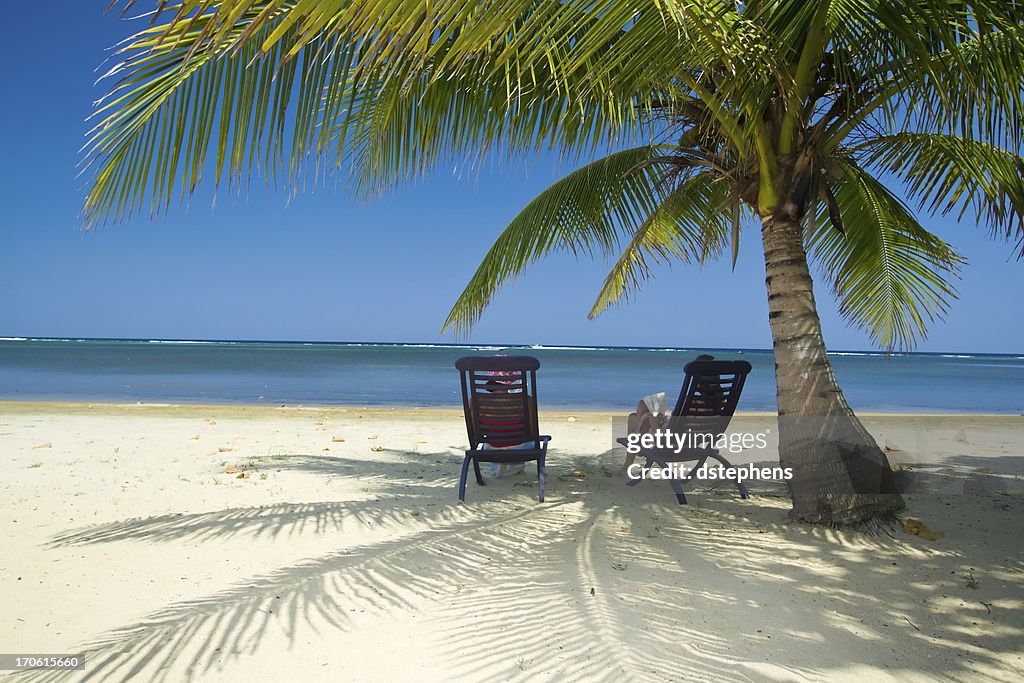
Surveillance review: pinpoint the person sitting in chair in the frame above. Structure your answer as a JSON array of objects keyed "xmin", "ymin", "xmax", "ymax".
[{"xmin": 620, "ymin": 354, "xmax": 716, "ymax": 476}]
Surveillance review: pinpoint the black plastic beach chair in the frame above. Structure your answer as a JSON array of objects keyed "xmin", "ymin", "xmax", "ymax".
[
  {"xmin": 618, "ymin": 359, "xmax": 753, "ymax": 504},
  {"xmin": 455, "ymin": 356, "xmax": 550, "ymax": 502}
]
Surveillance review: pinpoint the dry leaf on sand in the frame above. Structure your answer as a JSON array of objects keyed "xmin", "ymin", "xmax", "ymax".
[{"xmin": 904, "ymin": 518, "xmax": 945, "ymax": 541}]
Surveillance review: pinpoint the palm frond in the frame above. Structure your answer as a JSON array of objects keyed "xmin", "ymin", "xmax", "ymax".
[
  {"xmin": 441, "ymin": 146, "xmax": 667, "ymax": 335},
  {"xmin": 90, "ymin": 0, "xmax": 801, "ymax": 223},
  {"xmin": 82, "ymin": 2, "xmax": 345, "ymax": 226},
  {"xmin": 588, "ymin": 171, "xmax": 734, "ymax": 318},
  {"xmin": 854, "ymin": 132, "xmax": 1024, "ymax": 255},
  {"xmin": 825, "ymin": 10, "xmax": 1024, "ymax": 153},
  {"xmin": 338, "ymin": 36, "xmax": 640, "ymax": 197},
  {"xmin": 808, "ymin": 159, "xmax": 964, "ymax": 351}
]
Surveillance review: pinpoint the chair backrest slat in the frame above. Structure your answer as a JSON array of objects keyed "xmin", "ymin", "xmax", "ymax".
[
  {"xmin": 456, "ymin": 356, "xmax": 542, "ymax": 450},
  {"xmin": 669, "ymin": 360, "xmax": 752, "ymax": 437}
]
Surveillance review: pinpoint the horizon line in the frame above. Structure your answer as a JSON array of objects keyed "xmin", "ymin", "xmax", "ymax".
[{"xmin": 0, "ymin": 335, "xmax": 1021, "ymax": 358}]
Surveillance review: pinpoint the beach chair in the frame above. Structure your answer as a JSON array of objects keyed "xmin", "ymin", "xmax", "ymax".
[
  {"xmin": 455, "ymin": 356, "xmax": 550, "ymax": 502},
  {"xmin": 619, "ymin": 359, "xmax": 753, "ymax": 504}
]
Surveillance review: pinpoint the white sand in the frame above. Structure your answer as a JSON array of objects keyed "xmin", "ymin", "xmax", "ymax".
[{"xmin": 1, "ymin": 403, "xmax": 1022, "ymax": 681}]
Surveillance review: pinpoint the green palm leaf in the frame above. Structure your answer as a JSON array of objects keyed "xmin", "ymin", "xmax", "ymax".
[
  {"xmin": 338, "ymin": 43, "xmax": 637, "ymax": 198},
  {"xmin": 824, "ymin": 14, "xmax": 1024, "ymax": 157},
  {"xmin": 90, "ymin": 1, "xmax": 790, "ymax": 220},
  {"xmin": 854, "ymin": 133, "xmax": 1024, "ymax": 254},
  {"xmin": 82, "ymin": 2, "xmax": 346, "ymax": 225},
  {"xmin": 808, "ymin": 159, "xmax": 964, "ymax": 351},
  {"xmin": 442, "ymin": 146, "xmax": 667, "ymax": 335},
  {"xmin": 588, "ymin": 171, "xmax": 735, "ymax": 317}
]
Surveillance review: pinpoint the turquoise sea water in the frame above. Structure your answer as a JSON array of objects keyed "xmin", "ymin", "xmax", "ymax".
[{"xmin": 0, "ymin": 338, "xmax": 1021, "ymax": 413}]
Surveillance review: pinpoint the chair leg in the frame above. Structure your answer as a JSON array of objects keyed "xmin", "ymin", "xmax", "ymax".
[
  {"xmin": 708, "ymin": 453, "xmax": 749, "ymax": 500},
  {"xmin": 626, "ymin": 456, "xmax": 653, "ymax": 488},
  {"xmin": 472, "ymin": 458, "xmax": 486, "ymax": 486},
  {"xmin": 669, "ymin": 476, "xmax": 688, "ymax": 505},
  {"xmin": 537, "ymin": 456, "xmax": 545, "ymax": 503},
  {"xmin": 458, "ymin": 456, "xmax": 471, "ymax": 502},
  {"xmin": 647, "ymin": 456, "xmax": 688, "ymax": 505}
]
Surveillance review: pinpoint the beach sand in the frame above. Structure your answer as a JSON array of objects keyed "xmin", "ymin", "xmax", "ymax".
[{"xmin": 1, "ymin": 403, "xmax": 1022, "ymax": 681}]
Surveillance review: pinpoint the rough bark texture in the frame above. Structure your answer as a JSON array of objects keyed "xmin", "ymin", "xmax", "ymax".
[{"xmin": 761, "ymin": 217, "xmax": 904, "ymax": 525}]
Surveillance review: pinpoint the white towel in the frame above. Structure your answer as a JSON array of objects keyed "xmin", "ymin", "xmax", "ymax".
[{"xmin": 642, "ymin": 392, "xmax": 668, "ymax": 416}]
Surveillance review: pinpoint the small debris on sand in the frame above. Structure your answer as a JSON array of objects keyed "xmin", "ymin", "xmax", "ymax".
[{"xmin": 904, "ymin": 518, "xmax": 945, "ymax": 541}]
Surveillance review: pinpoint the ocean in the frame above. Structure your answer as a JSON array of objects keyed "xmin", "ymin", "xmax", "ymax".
[{"xmin": 0, "ymin": 338, "xmax": 1021, "ymax": 414}]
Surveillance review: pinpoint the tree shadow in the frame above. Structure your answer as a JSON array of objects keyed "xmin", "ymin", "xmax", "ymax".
[
  {"xmin": 47, "ymin": 455, "xmax": 460, "ymax": 547},
  {"xmin": 16, "ymin": 447, "xmax": 1024, "ymax": 681},
  {"xmin": 891, "ymin": 453, "xmax": 1024, "ymax": 496}
]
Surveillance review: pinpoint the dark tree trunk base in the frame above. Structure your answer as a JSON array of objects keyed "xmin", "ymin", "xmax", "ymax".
[
  {"xmin": 779, "ymin": 411, "xmax": 905, "ymax": 525},
  {"xmin": 790, "ymin": 493, "xmax": 905, "ymax": 527}
]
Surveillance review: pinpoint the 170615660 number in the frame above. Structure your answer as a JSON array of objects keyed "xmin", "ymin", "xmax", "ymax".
[{"xmin": 0, "ymin": 654, "xmax": 85, "ymax": 670}]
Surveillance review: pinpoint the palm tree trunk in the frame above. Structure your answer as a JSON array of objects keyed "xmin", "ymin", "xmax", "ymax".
[{"xmin": 761, "ymin": 217, "xmax": 904, "ymax": 525}]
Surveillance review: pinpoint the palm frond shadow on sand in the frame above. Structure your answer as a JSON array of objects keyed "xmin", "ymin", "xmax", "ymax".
[
  {"xmin": 21, "ymin": 449, "xmax": 1024, "ymax": 682},
  {"xmin": 47, "ymin": 454, "xmax": 462, "ymax": 548}
]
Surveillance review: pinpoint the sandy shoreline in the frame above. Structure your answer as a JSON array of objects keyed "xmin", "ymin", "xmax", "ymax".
[
  {"xmin": 1, "ymin": 404, "xmax": 1022, "ymax": 681},
  {"xmin": 2, "ymin": 399, "xmax": 1019, "ymax": 417}
]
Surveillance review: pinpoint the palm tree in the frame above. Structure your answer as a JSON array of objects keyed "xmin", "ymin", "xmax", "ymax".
[{"xmin": 85, "ymin": 1, "xmax": 1024, "ymax": 525}]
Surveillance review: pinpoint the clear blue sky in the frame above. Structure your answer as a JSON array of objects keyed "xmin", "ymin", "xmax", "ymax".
[{"xmin": 0, "ymin": 4, "xmax": 1019, "ymax": 353}]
